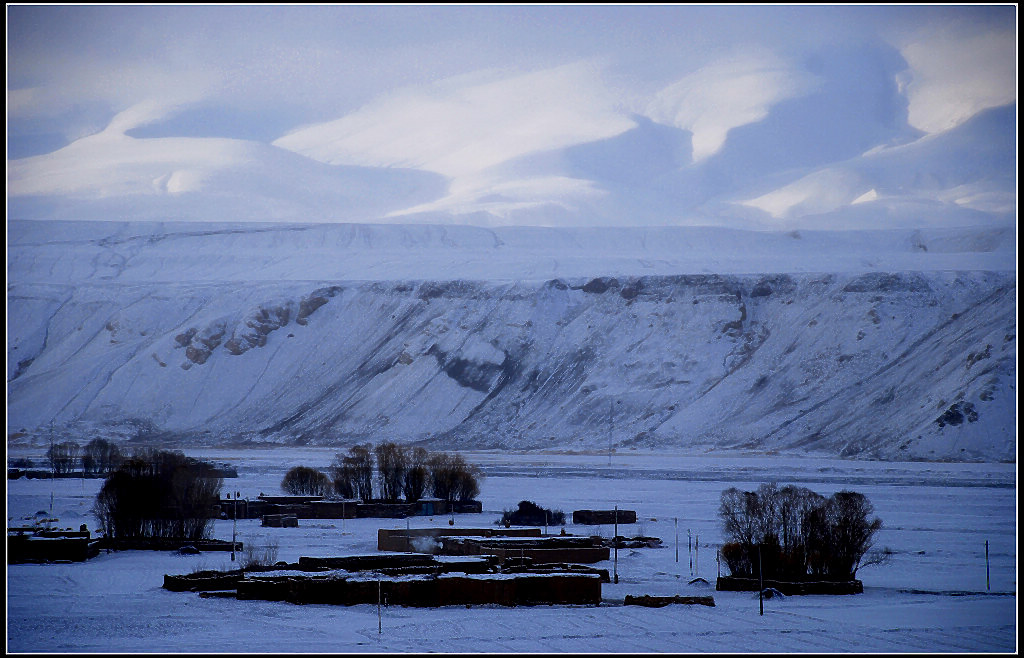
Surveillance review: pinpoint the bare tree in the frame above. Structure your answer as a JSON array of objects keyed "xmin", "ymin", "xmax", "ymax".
[
  {"xmin": 453, "ymin": 459, "xmax": 483, "ymax": 502},
  {"xmin": 428, "ymin": 452, "xmax": 482, "ymax": 503},
  {"xmin": 402, "ymin": 447, "xmax": 429, "ymax": 502},
  {"xmin": 82, "ymin": 438, "xmax": 123, "ymax": 476},
  {"xmin": 347, "ymin": 444, "xmax": 375, "ymax": 502},
  {"xmin": 718, "ymin": 487, "xmax": 760, "ymax": 547},
  {"xmin": 47, "ymin": 440, "xmax": 81, "ymax": 475},
  {"xmin": 330, "ymin": 453, "xmax": 356, "ymax": 499},
  {"xmin": 281, "ymin": 466, "xmax": 331, "ymax": 496},
  {"xmin": 374, "ymin": 442, "xmax": 407, "ymax": 502},
  {"xmin": 427, "ymin": 452, "xmax": 458, "ymax": 503},
  {"xmin": 826, "ymin": 491, "xmax": 884, "ymax": 578}
]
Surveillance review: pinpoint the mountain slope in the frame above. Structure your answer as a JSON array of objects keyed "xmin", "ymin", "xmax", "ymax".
[{"xmin": 6, "ymin": 221, "xmax": 1016, "ymax": 462}]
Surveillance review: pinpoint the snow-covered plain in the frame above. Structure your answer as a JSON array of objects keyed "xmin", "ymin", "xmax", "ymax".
[{"xmin": 5, "ymin": 448, "xmax": 1017, "ymax": 653}]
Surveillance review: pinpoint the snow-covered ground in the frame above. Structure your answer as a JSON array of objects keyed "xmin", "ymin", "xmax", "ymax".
[{"xmin": 6, "ymin": 448, "xmax": 1017, "ymax": 653}]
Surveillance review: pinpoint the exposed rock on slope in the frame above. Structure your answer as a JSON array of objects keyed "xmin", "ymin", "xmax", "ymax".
[{"xmin": 7, "ymin": 271, "xmax": 1015, "ymax": 462}]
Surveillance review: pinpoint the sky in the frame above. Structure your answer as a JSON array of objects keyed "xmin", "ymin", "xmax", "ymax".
[{"xmin": 5, "ymin": 4, "xmax": 1018, "ymax": 229}]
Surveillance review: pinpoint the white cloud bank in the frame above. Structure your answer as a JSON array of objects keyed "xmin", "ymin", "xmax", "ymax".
[
  {"xmin": 644, "ymin": 53, "xmax": 818, "ymax": 162},
  {"xmin": 899, "ymin": 26, "xmax": 1016, "ymax": 134},
  {"xmin": 274, "ymin": 63, "xmax": 634, "ymax": 178},
  {"xmin": 272, "ymin": 62, "xmax": 636, "ymax": 222},
  {"xmin": 6, "ymin": 6, "xmax": 1016, "ymax": 230}
]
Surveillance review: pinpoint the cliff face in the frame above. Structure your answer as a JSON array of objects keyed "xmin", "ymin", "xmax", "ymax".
[{"xmin": 8, "ymin": 262, "xmax": 1015, "ymax": 462}]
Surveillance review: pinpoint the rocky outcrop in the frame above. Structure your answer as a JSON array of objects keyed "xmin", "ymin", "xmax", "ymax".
[{"xmin": 6, "ymin": 272, "xmax": 1016, "ymax": 462}]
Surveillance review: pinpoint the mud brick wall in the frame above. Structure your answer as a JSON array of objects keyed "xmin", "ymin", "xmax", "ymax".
[
  {"xmin": 716, "ymin": 576, "xmax": 864, "ymax": 595},
  {"xmin": 377, "ymin": 527, "xmax": 541, "ymax": 552},
  {"xmin": 235, "ymin": 572, "xmax": 602, "ymax": 607},
  {"xmin": 572, "ymin": 509, "xmax": 638, "ymax": 525}
]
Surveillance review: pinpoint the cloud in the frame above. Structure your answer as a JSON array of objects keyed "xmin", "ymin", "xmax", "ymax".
[
  {"xmin": 644, "ymin": 53, "xmax": 819, "ymax": 162},
  {"xmin": 273, "ymin": 62, "xmax": 635, "ymax": 178},
  {"xmin": 6, "ymin": 5, "xmax": 1015, "ymax": 231},
  {"xmin": 738, "ymin": 168, "xmax": 869, "ymax": 220},
  {"xmin": 388, "ymin": 174, "xmax": 607, "ymax": 222},
  {"xmin": 898, "ymin": 24, "xmax": 1016, "ymax": 134}
]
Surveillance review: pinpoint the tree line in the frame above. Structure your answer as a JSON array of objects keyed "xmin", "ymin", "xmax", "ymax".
[
  {"xmin": 718, "ymin": 482, "xmax": 888, "ymax": 581},
  {"xmin": 281, "ymin": 442, "xmax": 482, "ymax": 503},
  {"xmin": 38, "ymin": 438, "xmax": 125, "ymax": 476}
]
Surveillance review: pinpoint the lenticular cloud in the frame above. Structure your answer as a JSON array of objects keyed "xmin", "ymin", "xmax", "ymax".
[
  {"xmin": 644, "ymin": 54, "xmax": 818, "ymax": 162},
  {"xmin": 273, "ymin": 62, "xmax": 636, "ymax": 178}
]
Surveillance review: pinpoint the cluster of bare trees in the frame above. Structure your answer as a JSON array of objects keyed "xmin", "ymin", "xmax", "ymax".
[
  {"xmin": 719, "ymin": 483, "xmax": 886, "ymax": 581},
  {"xmin": 93, "ymin": 448, "xmax": 223, "ymax": 542},
  {"xmin": 423, "ymin": 450, "xmax": 481, "ymax": 503},
  {"xmin": 82, "ymin": 438, "xmax": 124, "ymax": 476},
  {"xmin": 46, "ymin": 441, "xmax": 81, "ymax": 474},
  {"xmin": 279, "ymin": 442, "xmax": 483, "ymax": 503},
  {"xmin": 45, "ymin": 438, "xmax": 124, "ymax": 476}
]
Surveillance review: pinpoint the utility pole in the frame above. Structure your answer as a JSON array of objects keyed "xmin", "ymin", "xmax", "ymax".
[
  {"xmin": 688, "ymin": 529, "xmax": 693, "ymax": 576},
  {"xmin": 608, "ymin": 400, "xmax": 613, "ymax": 466},
  {"xmin": 613, "ymin": 505, "xmax": 619, "ymax": 584},
  {"xmin": 49, "ymin": 425, "xmax": 55, "ymax": 513},
  {"xmin": 231, "ymin": 492, "xmax": 239, "ymax": 562},
  {"xmin": 674, "ymin": 518, "xmax": 679, "ymax": 564},
  {"xmin": 695, "ymin": 535, "xmax": 699, "ymax": 575},
  {"xmin": 985, "ymin": 540, "xmax": 990, "ymax": 590},
  {"xmin": 758, "ymin": 544, "xmax": 764, "ymax": 616}
]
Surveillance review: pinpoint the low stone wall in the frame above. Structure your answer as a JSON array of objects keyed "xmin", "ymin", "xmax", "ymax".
[
  {"xmin": 298, "ymin": 554, "xmax": 438, "ymax": 571},
  {"xmin": 95, "ymin": 537, "xmax": 242, "ymax": 552},
  {"xmin": 716, "ymin": 576, "xmax": 864, "ymax": 595},
  {"xmin": 354, "ymin": 502, "xmax": 417, "ymax": 518},
  {"xmin": 572, "ymin": 509, "xmax": 637, "ymax": 525},
  {"xmin": 450, "ymin": 500, "xmax": 483, "ymax": 514},
  {"xmin": 503, "ymin": 563, "xmax": 611, "ymax": 583},
  {"xmin": 440, "ymin": 536, "xmax": 610, "ymax": 564},
  {"xmin": 307, "ymin": 501, "xmax": 358, "ymax": 519},
  {"xmin": 236, "ymin": 572, "xmax": 602, "ymax": 607},
  {"xmin": 262, "ymin": 514, "xmax": 298, "ymax": 527},
  {"xmin": 624, "ymin": 594, "xmax": 716, "ymax": 607},
  {"xmin": 7, "ymin": 534, "xmax": 100, "ymax": 563},
  {"xmin": 486, "ymin": 546, "xmax": 610, "ymax": 565},
  {"xmin": 164, "ymin": 569, "xmax": 245, "ymax": 592},
  {"xmin": 238, "ymin": 499, "xmax": 480, "ymax": 521},
  {"xmin": 377, "ymin": 527, "xmax": 541, "ymax": 553}
]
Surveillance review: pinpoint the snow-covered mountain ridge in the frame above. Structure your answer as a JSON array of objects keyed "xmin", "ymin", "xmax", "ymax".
[
  {"xmin": 7, "ymin": 219, "xmax": 1016, "ymax": 283},
  {"xmin": 6, "ymin": 221, "xmax": 1016, "ymax": 462}
]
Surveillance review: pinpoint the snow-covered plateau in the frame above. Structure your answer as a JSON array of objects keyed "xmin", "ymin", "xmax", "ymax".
[{"xmin": 6, "ymin": 219, "xmax": 1017, "ymax": 462}]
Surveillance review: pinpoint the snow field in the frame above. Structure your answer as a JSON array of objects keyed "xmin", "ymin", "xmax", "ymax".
[{"xmin": 6, "ymin": 449, "xmax": 1016, "ymax": 653}]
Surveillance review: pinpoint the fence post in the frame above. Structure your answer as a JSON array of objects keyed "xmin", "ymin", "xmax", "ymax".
[
  {"xmin": 613, "ymin": 505, "xmax": 619, "ymax": 584},
  {"xmin": 758, "ymin": 544, "xmax": 764, "ymax": 616},
  {"xmin": 688, "ymin": 529, "xmax": 692, "ymax": 576},
  {"xmin": 985, "ymin": 540, "xmax": 990, "ymax": 590}
]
